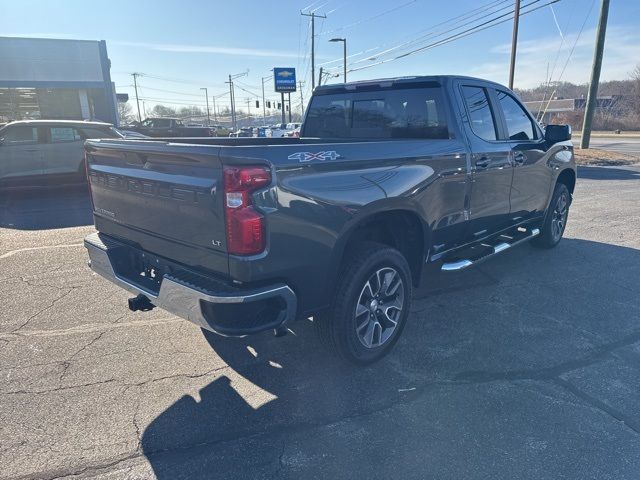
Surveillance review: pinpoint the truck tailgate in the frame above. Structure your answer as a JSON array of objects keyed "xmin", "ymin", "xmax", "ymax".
[{"xmin": 85, "ymin": 139, "xmax": 229, "ymax": 276}]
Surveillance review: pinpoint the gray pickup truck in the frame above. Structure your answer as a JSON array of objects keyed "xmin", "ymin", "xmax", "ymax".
[
  {"xmin": 127, "ymin": 117, "xmax": 215, "ymax": 137},
  {"xmin": 84, "ymin": 75, "xmax": 575, "ymax": 364}
]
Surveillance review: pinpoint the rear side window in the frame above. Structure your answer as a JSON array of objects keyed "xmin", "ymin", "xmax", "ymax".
[
  {"xmin": 461, "ymin": 86, "xmax": 497, "ymax": 141},
  {"xmin": 303, "ymin": 87, "xmax": 449, "ymax": 139},
  {"xmin": 496, "ymin": 90, "xmax": 536, "ymax": 140},
  {"xmin": 2, "ymin": 126, "xmax": 38, "ymax": 145},
  {"xmin": 50, "ymin": 127, "xmax": 81, "ymax": 143}
]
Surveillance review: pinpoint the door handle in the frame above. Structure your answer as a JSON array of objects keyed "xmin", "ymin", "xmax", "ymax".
[
  {"xmin": 475, "ymin": 157, "xmax": 491, "ymax": 169},
  {"xmin": 513, "ymin": 152, "xmax": 525, "ymax": 165}
]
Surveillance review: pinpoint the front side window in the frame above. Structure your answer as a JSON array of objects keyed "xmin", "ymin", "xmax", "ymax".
[
  {"xmin": 304, "ymin": 87, "xmax": 449, "ymax": 139},
  {"xmin": 496, "ymin": 90, "xmax": 536, "ymax": 140},
  {"xmin": 461, "ymin": 86, "xmax": 497, "ymax": 141},
  {"xmin": 154, "ymin": 119, "xmax": 171, "ymax": 128},
  {"xmin": 2, "ymin": 126, "xmax": 39, "ymax": 145},
  {"xmin": 49, "ymin": 127, "xmax": 81, "ymax": 143}
]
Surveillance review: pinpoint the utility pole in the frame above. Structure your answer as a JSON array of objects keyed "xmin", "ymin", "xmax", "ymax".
[
  {"xmin": 212, "ymin": 94, "xmax": 218, "ymax": 123},
  {"xmin": 301, "ymin": 10, "xmax": 327, "ymax": 90},
  {"xmin": 508, "ymin": 0, "xmax": 521, "ymax": 90},
  {"xmin": 131, "ymin": 73, "xmax": 142, "ymax": 122},
  {"xmin": 280, "ymin": 92, "xmax": 286, "ymax": 124},
  {"xmin": 226, "ymin": 71, "xmax": 248, "ymax": 131},
  {"xmin": 200, "ymin": 87, "xmax": 211, "ymax": 126},
  {"xmin": 298, "ymin": 80, "xmax": 305, "ymax": 116},
  {"xmin": 261, "ymin": 75, "xmax": 271, "ymax": 123},
  {"xmin": 581, "ymin": 0, "xmax": 610, "ymax": 149}
]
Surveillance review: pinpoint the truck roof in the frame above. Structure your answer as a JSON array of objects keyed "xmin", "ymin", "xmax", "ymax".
[{"xmin": 313, "ymin": 75, "xmax": 507, "ymax": 93}]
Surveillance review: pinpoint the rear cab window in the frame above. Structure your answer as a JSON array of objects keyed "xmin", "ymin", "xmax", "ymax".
[{"xmin": 303, "ymin": 85, "xmax": 450, "ymax": 139}]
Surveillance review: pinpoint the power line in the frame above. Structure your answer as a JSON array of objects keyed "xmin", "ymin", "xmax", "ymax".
[
  {"xmin": 321, "ymin": 0, "xmax": 418, "ymax": 36},
  {"xmin": 321, "ymin": 0, "xmax": 512, "ymax": 69},
  {"xmin": 340, "ymin": 0, "xmax": 559, "ymax": 74},
  {"xmin": 348, "ymin": 0, "xmax": 519, "ymax": 68}
]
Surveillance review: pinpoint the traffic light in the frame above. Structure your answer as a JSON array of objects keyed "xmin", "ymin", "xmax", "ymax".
[
  {"xmin": 255, "ymin": 100, "xmax": 259, "ymax": 108},
  {"xmin": 277, "ymin": 103, "xmax": 282, "ymax": 109},
  {"xmin": 266, "ymin": 101, "xmax": 271, "ymax": 108}
]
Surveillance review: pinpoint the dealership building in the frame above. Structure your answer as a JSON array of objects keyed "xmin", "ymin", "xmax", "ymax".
[{"xmin": 0, "ymin": 36, "xmax": 118, "ymax": 125}]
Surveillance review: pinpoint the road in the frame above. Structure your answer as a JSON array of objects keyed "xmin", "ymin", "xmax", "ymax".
[
  {"xmin": 1, "ymin": 166, "xmax": 640, "ymax": 479},
  {"xmin": 573, "ymin": 135, "xmax": 640, "ymax": 155}
]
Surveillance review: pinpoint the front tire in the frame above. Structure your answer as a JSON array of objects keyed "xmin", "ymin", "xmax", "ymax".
[
  {"xmin": 315, "ymin": 242, "xmax": 412, "ymax": 365},
  {"xmin": 533, "ymin": 182, "xmax": 571, "ymax": 249}
]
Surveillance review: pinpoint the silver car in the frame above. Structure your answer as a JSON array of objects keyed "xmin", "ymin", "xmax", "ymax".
[{"xmin": 0, "ymin": 120, "xmax": 122, "ymax": 188}]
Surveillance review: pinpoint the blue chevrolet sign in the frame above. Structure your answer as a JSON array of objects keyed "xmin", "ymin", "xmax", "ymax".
[{"xmin": 274, "ymin": 68, "xmax": 296, "ymax": 93}]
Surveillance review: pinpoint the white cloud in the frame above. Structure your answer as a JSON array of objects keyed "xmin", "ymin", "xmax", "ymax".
[
  {"xmin": 469, "ymin": 26, "xmax": 640, "ymax": 88},
  {"xmin": 113, "ymin": 41, "xmax": 300, "ymax": 59}
]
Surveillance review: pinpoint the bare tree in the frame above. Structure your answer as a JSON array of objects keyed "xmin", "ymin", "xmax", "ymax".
[{"xmin": 117, "ymin": 102, "xmax": 135, "ymax": 124}]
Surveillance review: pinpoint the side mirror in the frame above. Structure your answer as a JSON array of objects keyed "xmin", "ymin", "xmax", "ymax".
[{"xmin": 545, "ymin": 124, "xmax": 572, "ymax": 143}]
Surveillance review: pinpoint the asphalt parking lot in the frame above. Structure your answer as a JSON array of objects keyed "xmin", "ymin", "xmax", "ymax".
[{"xmin": 1, "ymin": 164, "xmax": 640, "ymax": 480}]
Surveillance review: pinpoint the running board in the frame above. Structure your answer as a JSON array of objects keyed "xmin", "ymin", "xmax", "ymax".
[{"xmin": 441, "ymin": 228, "xmax": 540, "ymax": 272}]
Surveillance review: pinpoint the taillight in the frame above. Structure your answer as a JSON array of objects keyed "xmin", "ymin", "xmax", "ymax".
[{"xmin": 223, "ymin": 166, "xmax": 271, "ymax": 255}]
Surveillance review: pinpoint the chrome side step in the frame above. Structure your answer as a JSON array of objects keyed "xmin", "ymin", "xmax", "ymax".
[{"xmin": 441, "ymin": 228, "xmax": 540, "ymax": 272}]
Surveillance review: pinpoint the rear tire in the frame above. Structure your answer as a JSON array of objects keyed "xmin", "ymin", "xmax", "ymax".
[
  {"xmin": 532, "ymin": 183, "xmax": 571, "ymax": 249},
  {"xmin": 315, "ymin": 242, "xmax": 412, "ymax": 365}
]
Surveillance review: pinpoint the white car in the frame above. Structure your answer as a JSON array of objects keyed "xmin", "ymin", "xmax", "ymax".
[{"xmin": 266, "ymin": 123, "xmax": 288, "ymax": 138}]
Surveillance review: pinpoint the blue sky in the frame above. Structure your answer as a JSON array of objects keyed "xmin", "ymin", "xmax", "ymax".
[{"xmin": 3, "ymin": 0, "xmax": 639, "ymax": 114}]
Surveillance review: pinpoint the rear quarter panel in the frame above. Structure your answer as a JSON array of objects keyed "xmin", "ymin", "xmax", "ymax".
[{"xmin": 220, "ymin": 139, "xmax": 469, "ymax": 314}]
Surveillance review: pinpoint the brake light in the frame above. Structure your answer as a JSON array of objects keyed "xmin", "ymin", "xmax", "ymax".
[{"xmin": 223, "ymin": 166, "xmax": 271, "ymax": 255}]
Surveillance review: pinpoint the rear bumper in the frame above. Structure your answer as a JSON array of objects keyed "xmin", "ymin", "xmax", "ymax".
[{"xmin": 84, "ymin": 232, "xmax": 297, "ymax": 336}]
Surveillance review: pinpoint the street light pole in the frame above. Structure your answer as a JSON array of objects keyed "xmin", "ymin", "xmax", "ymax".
[
  {"xmin": 329, "ymin": 38, "xmax": 347, "ymax": 83},
  {"xmin": 200, "ymin": 87, "xmax": 211, "ymax": 126}
]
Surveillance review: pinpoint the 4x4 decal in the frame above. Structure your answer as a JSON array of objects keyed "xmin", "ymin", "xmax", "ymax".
[{"xmin": 288, "ymin": 151, "xmax": 342, "ymax": 162}]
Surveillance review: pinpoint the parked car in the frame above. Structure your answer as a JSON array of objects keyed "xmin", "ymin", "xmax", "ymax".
[
  {"xmin": 287, "ymin": 126, "xmax": 301, "ymax": 138},
  {"xmin": 84, "ymin": 75, "xmax": 575, "ymax": 364},
  {"xmin": 127, "ymin": 117, "xmax": 214, "ymax": 137},
  {"xmin": 0, "ymin": 120, "xmax": 122, "ymax": 188},
  {"xmin": 252, "ymin": 126, "xmax": 269, "ymax": 138},
  {"xmin": 286, "ymin": 122, "xmax": 301, "ymax": 131},
  {"xmin": 228, "ymin": 127, "xmax": 253, "ymax": 138},
  {"xmin": 213, "ymin": 125, "xmax": 231, "ymax": 137},
  {"xmin": 266, "ymin": 123, "xmax": 288, "ymax": 138}
]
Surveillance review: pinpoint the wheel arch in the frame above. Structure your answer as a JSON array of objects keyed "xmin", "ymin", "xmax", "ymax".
[
  {"xmin": 326, "ymin": 208, "xmax": 430, "ymax": 298},
  {"xmin": 556, "ymin": 168, "xmax": 576, "ymax": 195}
]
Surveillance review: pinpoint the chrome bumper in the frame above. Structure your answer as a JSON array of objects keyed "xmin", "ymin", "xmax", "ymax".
[{"xmin": 84, "ymin": 232, "xmax": 297, "ymax": 336}]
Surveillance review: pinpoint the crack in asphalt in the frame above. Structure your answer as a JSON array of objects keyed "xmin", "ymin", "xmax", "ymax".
[
  {"xmin": 553, "ymin": 377, "xmax": 640, "ymax": 436},
  {"xmin": 10, "ymin": 288, "xmax": 76, "ymax": 334}
]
